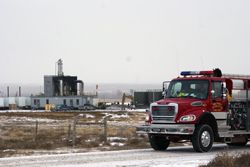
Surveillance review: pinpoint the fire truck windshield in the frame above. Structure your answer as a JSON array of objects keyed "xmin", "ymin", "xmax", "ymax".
[{"xmin": 166, "ymin": 79, "xmax": 209, "ymax": 100}]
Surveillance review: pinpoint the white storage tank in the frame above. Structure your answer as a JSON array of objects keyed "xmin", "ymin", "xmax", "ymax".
[
  {"xmin": 4, "ymin": 97, "xmax": 9, "ymax": 107},
  {"xmin": 8, "ymin": 97, "xmax": 16, "ymax": 104},
  {"xmin": 25, "ymin": 97, "xmax": 31, "ymax": 106},
  {"xmin": 5, "ymin": 97, "xmax": 17, "ymax": 110},
  {"xmin": 4, "ymin": 97, "xmax": 16, "ymax": 106},
  {"xmin": 0, "ymin": 98, "xmax": 4, "ymax": 108},
  {"xmin": 16, "ymin": 97, "xmax": 26, "ymax": 107}
]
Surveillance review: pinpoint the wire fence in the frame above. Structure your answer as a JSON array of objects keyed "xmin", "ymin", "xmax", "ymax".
[{"xmin": 0, "ymin": 115, "xmax": 141, "ymax": 150}]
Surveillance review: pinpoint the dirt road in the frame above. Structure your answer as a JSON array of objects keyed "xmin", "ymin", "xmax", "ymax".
[{"xmin": 1, "ymin": 144, "xmax": 250, "ymax": 167}]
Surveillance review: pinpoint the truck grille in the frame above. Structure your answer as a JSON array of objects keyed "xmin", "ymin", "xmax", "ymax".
[
  {"xmin": 152, "ymin": 117, "xmax": 173, "ymax": 121},
  {"xmin": 151, "ymin": 105, "xmax": 177, "ymax": 123}
]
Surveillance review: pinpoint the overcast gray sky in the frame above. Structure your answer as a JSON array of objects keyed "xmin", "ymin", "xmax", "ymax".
[{"xmin": 0, "ymin": 0, "xmax": 250, "ymax": 84}]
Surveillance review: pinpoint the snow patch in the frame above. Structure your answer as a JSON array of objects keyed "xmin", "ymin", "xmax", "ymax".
[
  {"xmin": 104, "ymin": 113, "xmax": 129, "ymax": 119},
  {"xmin": 10, "ymin": 117, "xmax": 58, "ymax": 123},
  {"xmin": 3, "ymin": 149, "xmax": 16, "ymax": 153},
  {"xmin": 109, "ymin": 142, "xmax": 125, "ymax": 147},
  {"xmin": 78, "ymin": 114, "xmax": 95, "ymax": 119},
  {"xmin": 0, "ymin": 110, "xmax": 45, "ymax": 113},
  {"xmin": 108, "ymin": 137, "xmax": 127, "ymax": 142}
]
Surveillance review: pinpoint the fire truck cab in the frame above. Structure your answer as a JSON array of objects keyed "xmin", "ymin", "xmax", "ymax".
[{"xmin": 137, "ymin": 69, "xmax": 250, "ymax": 152}]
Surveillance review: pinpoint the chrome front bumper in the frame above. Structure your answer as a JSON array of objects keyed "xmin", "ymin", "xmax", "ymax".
[{"xmin": 136, "ymin": 124, "xmax": 195, "ymax": 135}]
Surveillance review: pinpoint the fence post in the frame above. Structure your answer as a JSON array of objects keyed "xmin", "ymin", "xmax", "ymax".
[
  {"xmin": 72, "ymin": 116, "xmax": 77, "ymax": 147},
  {"xmin": 103, "ymin": 116, "xmax": 111, "ymax": 144},
  {"xmin": 68, "ymin": 124, "xmax": 71, "ymax": 142},
  {"xmin": 34, "ymin": 120, "xmax": 38, "ymax": 142}
]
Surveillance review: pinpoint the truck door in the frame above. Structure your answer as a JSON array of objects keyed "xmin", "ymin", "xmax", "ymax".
[{"xmin": 210, "ymin": 81, "xmax": 228, "ymax": 119}]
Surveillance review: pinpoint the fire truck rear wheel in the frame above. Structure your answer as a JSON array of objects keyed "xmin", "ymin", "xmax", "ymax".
[
  {"xmin": 148, "ymin": 134, "xmax": 170, "ymax": 151},
  {"xmin": 192, "ymin": 124, "xmax": 214, "ymax": 152}
]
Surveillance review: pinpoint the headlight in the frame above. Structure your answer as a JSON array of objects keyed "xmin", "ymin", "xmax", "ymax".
[
  {"xmin": 145, "ymin": 114, "xmax": 152, "ymax": 123},
  {"xmin": 180, "ymin": 114, "xmax": 196, "ymax": 122},
  {"xmin": 145, "ymin": 114, "xmax": 150, "ymax": 122}
]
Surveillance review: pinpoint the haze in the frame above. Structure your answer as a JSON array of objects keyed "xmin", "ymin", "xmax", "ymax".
[{"xmin": 0, "ymin": 0, "xmax": 250, "ymax": 85}]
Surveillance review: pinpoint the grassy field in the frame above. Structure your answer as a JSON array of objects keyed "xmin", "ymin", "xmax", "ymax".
[{"xmin": 0, "ymin": 111, "xmax": 150, "ymax": 157}]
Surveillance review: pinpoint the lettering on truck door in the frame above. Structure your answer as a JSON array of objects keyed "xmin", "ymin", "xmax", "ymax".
[{"xmin": 210, "ymin": 81, "xmax": 228, "ymax": 120}]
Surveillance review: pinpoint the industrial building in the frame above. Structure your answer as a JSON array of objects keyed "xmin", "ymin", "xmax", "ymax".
[
  {"xmin": 31, "ymin": 96, "xmax": 92, "ymax": 109},
  {"xmin": 30, "ymin": 59, "xmax": 96, "ymax": 109},
  {"xmin": 0, "ymin": 97, "xmax": 31, "ymax": 110}
]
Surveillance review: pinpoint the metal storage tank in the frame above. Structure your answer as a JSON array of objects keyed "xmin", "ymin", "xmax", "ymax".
[
  {"xmin": 44, "ymin": 76, "xmax": 54, "ymax": 97},
  {"xmin": 16, "ymin": 97, "xmax": 28, "ymax": 107},
  {"xmin": 4, "ymin": 98, "xmax": 9, "ymax": 107},
  {"xmin": 133, "ymin": 92, "xmax": 149, "ymax": 108},
  {"xmin": 0, "ymin": 98, "xmax": 4, "ymax": 108},
  {"xmin": 8, "ymin": 97, "xmax": 16, "ymax": 104},
  {"xmin": 147, "ymin": 91, "xmax": 163, "ymax": 104},
  {"xmin": 6, "ymin": 97, "xmax": 16, "ymax": 110},
  {"xmin": 25, "ymin": 97, "xmax": 31, "ymax": 106}
]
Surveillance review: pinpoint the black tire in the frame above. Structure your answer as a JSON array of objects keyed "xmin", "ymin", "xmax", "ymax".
[
  {"xmin": 148, "ymin": 134, "xmax": 170, "ymax": 151},
  {"xmin": 192, "ymin": 124, "xmax": 214, "ymax": 152}
]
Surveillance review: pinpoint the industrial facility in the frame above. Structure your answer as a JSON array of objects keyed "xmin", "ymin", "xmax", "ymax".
[
  {"xmin": 31, "ymin": 59, "xmax": 96, "ymax": 109},
  {"xmin": 0, "ymin": 59, "xmax": 163, "ymax": 110},
  {"xmin": 0, "ymin": 59, "xmax": 97, "ymax": 110}
]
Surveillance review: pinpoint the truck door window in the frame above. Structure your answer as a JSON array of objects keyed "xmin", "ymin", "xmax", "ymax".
[{"xmin": 212, "ymin": 81, "xmax": 222, "ymax": 99}]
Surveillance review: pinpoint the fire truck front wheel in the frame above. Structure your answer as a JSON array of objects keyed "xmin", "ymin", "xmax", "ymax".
[
  {"xmin": 192, "ymin": 124, "xmax": 214, "ymax": 152},
  {"xmin": 148, "ymin": 134, "xmax": 170, "ymax": 151}
]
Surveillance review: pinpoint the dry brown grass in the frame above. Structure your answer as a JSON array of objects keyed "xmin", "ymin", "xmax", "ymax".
[
  {"xmin": 200, "ymin": 152, "xmax": 250, "ymax": 167},
  {"xmin": 0, "ymin": 111, "xmax": 147, "ymax": 157}
]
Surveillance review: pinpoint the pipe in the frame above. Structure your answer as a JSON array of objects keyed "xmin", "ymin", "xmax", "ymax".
[
  {"xmin": 57, "ymin": 59, "xmax": 64, "ymax": 76},
  {"xmin": 7, "ymin": 86, "xmax": 9, "ymax": 97},
  {"xmin": 82, "ymin": 82, "xmax": 84, "ymax": 95},
  {"xmin": 77, "ymin": 83, "xmax": 81, "ymax": 96},
  {"xmin": 19, "ymin": 86, "xmax": 21, "ymax": 97},
  {"xmin": 76, "ymin": 80, "xmax": 84, "ymax": 96},
  {"xmin": 60, "ymin": 80, "xmax": 63, "ymax": 96}
]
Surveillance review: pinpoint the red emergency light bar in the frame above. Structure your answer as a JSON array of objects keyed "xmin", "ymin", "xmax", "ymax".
[{"xmin": 180, "ymin": 70, "xmax": 214, "ymax": 76}]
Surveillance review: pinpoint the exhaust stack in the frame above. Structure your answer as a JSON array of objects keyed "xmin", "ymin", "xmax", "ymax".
[
  {"xmin": 19, "ymin": 86, "xmax": 21, "ymax": 97},
  {"xmin": 7, "ymin": 86, "xmax": 9, "ymax": 97},
  {"xmin": 57, "ymin": 59, "xmax": 64, "ymax": 76}
]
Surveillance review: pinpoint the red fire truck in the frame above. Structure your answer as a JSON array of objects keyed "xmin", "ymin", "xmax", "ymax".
[{"xmin": 136, "ymin": 69, "xmax": 250, "ymax": 152}]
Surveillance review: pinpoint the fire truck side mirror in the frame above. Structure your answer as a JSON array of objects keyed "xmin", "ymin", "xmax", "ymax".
[
  {"xmin": 162, "ymin": 81, "xmax": 170, "ymax": 97},
  {"xmin": 162, "ymin": 90, "xmax": 167, "ymax": 98}
]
